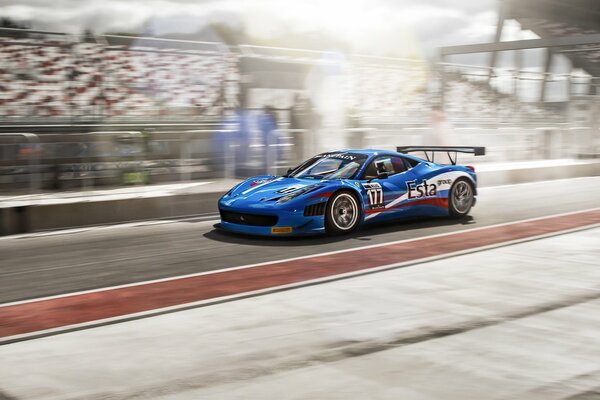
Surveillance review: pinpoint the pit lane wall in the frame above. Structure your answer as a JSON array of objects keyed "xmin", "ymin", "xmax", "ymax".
[
  {"xmin": 1, "ymin": 160, "xmax": 599, "ymax": 236},
  {"xmin": 0, "ymin": 192, "xmax": 224, "ymax": 235}
]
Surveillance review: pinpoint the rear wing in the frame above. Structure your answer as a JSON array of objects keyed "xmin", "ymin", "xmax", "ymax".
[{"xmin": 396, "ymin": 146, "xmax": 486, "ymax": 165}]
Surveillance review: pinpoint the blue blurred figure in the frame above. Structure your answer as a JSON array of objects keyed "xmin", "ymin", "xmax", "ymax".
[
  {"xmin": 213, "ymin": 107, "xmax": 250, "ymax": 177},
  {"xmin": 214, "ymin": 105, "xmax": 284, "ymax": 178},
  {"xmin": 257, "ymin": 105, "xmax": 282, "ymax": 170}
]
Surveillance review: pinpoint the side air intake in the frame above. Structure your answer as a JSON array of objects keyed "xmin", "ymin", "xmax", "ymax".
[{"xmin": 304, "ymin": 202, "xmax": 327, "ymax": 217}]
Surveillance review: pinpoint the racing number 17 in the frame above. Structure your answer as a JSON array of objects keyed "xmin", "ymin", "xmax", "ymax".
[{"xmin": 367, "ymin": 188, "xmax": 384, "ymax": 207}]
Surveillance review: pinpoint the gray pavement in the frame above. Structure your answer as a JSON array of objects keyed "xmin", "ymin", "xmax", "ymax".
[
  {"xmin": 1, "ymin": 177, "xmax": 599, "ymax": 304},
  {"xmin": 0, "ymin": 227, "xmax": 598, "ymax": 399}
]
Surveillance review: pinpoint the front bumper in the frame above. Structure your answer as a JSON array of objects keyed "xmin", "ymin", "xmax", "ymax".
[{"xmin": 217, "ymin": 205, "xmax": 326, "ymax": 236}]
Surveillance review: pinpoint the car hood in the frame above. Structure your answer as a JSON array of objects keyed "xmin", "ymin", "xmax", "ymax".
[{"xmin": 223, "ymin": 176, "xmax": 331, "ymax": 205}]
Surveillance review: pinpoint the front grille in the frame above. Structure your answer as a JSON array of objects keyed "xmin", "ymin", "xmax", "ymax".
[
  {"xmin": 220, "ymin": 210, "xmax": 278, "ymax": 226},
  {"xmin": 304, "ymin": 202, "xmax": 326, "ymax": 217}
]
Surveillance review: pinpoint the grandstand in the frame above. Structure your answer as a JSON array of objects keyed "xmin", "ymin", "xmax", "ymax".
[
  {"xmin": 0, "ymin": 27, "xmax": 563, "ymax": 126},
  {"xmin": 0, "ymin": 29, "xmax": 239, "ymax": 120},
  {"xmin": 0, "ymin": 0, "xmax": 599, "ymax": 192}
]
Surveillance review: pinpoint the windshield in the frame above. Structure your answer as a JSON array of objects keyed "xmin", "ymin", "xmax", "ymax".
[{"xmin": 287, "ymin": 152, "xmax": 368, "ymax": 180}]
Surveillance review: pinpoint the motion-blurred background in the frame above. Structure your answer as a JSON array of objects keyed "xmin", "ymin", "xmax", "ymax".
[
  {"xmin": 1, "ymin": 4, "xmax": 600, "ymax": 398},
  {"xmin": 0, "ymin": 0, "xmax": 598, "ymax": 192}
]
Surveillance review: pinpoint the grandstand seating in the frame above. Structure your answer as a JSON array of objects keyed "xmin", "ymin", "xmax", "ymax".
[
  {"xmin": 0, "ymin": 32, "xmax": 560, "ymax": 123},
  {"xmin": 443, "ymin": 73, "xmax": 560, "ymax": 123},
  {"xmin": 344, "ymin": 63, "xmax": 429, "ymax": 120},
  {"xmin": 0, "ymin": 35, "xmax": 239, "ymax": 119},
  {"xmin": 344, "ymin": 62, "xmax": 557, "ymax": 124}
]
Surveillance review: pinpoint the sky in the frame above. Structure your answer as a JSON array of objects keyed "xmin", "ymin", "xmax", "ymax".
[{"xmin": 0, "ymin": 0, "xmax": 502, "ymax": 59}]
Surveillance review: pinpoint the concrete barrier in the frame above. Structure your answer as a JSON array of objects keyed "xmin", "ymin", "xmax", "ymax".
[
  {"xmin": 1, "ymin": 160, "xmax": 599, "ymax": 236},
  {"xmin": 24, "ymin": 191, "xmax": 224, "ymax": 232},
  {"xmin": 477, "ymin": 160, "xmax": 600, "ymax": 186},
  {"xmin": 0, "ymin": 206, "xmax": 30, "ymax": 235}
]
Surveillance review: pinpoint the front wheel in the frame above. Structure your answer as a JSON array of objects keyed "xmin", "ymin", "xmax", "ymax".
[
  {"xmin": 325, "ymin": 191, "xmax": 360, "ymax": 235},
  {"xmin": 448, "ymin": 178, "xmax": 474, "ymax": 218}
]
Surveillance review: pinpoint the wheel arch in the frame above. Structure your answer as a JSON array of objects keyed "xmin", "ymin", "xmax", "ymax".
[
  {"xmin": 324, "ymin": 188, "xmax": 364, "ymax": 234},
  {"xmin": 456, "ymin": 175, "xmax": 477, "ymax": 195},
  {"xmin": 448, "ymin": 177, "xmax": 475, "ymax": 217},
  {"xmin": 330, "ymin": 186, "xmax": 365, "ymax": 216}
]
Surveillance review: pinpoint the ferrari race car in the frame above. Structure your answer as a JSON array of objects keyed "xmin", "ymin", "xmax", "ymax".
[{"xmin": 218, "ymin": 146, "xmax": 485, "ymax": 236}]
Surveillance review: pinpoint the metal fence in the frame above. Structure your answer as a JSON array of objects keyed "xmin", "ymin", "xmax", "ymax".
[{"xmin": 1, "ymin": 123, "xmax": 586, "ymax": 197}]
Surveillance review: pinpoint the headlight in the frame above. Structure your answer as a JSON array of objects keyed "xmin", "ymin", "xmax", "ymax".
[{"xmin": 276, "ymin": 184, "xmax": 320, "ymax": 204}]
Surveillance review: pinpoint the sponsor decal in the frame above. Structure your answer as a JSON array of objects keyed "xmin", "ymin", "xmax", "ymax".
[
  {"xmin": 362, "ymin": 182, "xmax": 381, "ymax": 190},
  {"xmin": 316, "ymin": 153, "xmax": 357, "ymax": 161},
  {"xmin": 272, "ymin": 227, "xmax": 293, "ymax": 234},
  {"xmin": 277, "ymin": 185, "xmax": 305, "ymax": 194},
  {"xmin": 309, "ymin": 191, "xmax": 333, "ymax": 199},
  {"xmin": 362, "ymin": 182, "xmax": 384, "ymax": 208},
  {"xmin": 406, "ymin": 180, "xmax": 437, "ymax": 199},
  {"xmin": 250, "ymin": 178, "xmax": 274, "ymax": 187},
  {"xmin": 437, "ymin": 179, "xmax": 452, "ymax": 186},
  {"xmin": 354, "ymin": 182, "xmax": 360, "ymax": 188},
  {"xmin": 241, "ymin": 177, "xmax": 284, "ymax": 195}
]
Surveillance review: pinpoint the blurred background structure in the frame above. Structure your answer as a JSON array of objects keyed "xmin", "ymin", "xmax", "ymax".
[
  {"xmin": 1, "ymin": 2, "xmax": 600, "ymax": 398},
  {"xmin": 0, "ymin": 0, "xmax": 598, "ymax": 195}
]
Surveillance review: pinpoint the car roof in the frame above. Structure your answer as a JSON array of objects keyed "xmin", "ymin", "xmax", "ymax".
[
  {"xmin": 334, "ymin": 149, "xmax": 391, "ymax": 155},
  {"xmin": 336, "ymin": 149, "xmax": 422, "ymax": 160}
]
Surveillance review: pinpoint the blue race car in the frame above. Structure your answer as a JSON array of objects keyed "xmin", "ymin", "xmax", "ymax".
[{"xmin": 218, "ymin": 146, "xmax": 485, "ymax": 236}]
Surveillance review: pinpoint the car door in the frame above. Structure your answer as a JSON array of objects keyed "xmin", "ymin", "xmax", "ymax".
[{"xmin": 360, "ymin": 155, "xmax": 417, "ymax": 221}]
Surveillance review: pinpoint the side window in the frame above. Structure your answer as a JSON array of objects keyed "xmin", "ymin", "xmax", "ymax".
[
  {"xmin": 363, "ymin": 160, "xmax": 379, "ymax": 180},
  {"xmin": 402, "ymin": 157, "xmax": 420, "ymax": 169},
  {"xmin": 390, "ymin": 157, "xmax": 408, "ymax": 174},
  {"xmin": 362, "ymin": 156, "xmax": 407, "ymax": 180}
]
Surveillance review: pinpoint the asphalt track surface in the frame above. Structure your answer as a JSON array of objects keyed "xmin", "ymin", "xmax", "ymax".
[{"xmin": 1, "ymin": 177, "xmax": 599, "ymax": 305}]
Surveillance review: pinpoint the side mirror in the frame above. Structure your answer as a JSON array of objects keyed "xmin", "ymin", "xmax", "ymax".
[{"xmin": 284, "ymin": 168, "xmax": 293, "ymax": 177}]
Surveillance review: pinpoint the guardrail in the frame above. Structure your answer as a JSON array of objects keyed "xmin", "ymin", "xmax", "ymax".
[{"xmin": 0, "ymin": 124, "xmax": 591, "ymax": 197}]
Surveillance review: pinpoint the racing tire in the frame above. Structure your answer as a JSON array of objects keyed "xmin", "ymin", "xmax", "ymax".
[
  {"xmin": 325, "ymin": 190, "xmax": 361, "ymax": 235},
  {"xmin": 448, "ymin": 178, "xmax": 475, "ymax": 218}
]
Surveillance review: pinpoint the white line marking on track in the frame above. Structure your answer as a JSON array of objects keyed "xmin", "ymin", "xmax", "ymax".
[
  {"xmin": 2, "ymin": 221, "xmax": 598, "ymax": 345},
  {"xmin": 1, "ymin": 207, "xmax": 598, "ymax": 308}
]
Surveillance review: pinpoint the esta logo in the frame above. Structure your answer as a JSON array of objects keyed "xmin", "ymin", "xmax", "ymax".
[{"xmin": 406, "ymin": 180, "xmax": 437, "ymax": 199}]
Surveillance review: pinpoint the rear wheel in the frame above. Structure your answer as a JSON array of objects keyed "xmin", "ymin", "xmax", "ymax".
[
  {"xmin": 325, "ymin": 191, "xmax": 360, "ymax": 235},
  {"xmin": 448, "ymin": 178, "xmax": 474, "ymax": 218}
]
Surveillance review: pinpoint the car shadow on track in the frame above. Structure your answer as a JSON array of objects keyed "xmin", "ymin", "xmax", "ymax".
[{"xmin": 203, "ymin": 215, "xmax": 476, "ymax": 247}]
